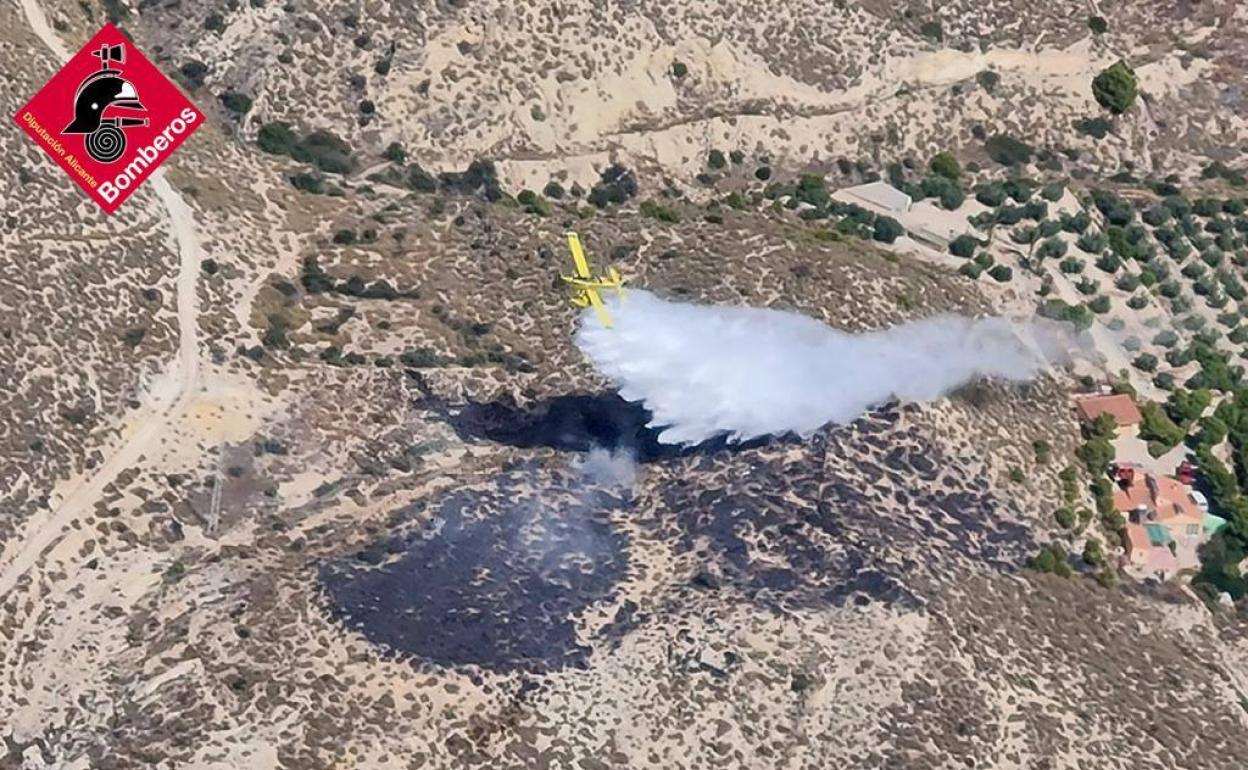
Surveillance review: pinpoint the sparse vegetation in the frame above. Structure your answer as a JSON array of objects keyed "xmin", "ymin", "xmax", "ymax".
[
  {"xmin": 588, "ymin": 164, "xmax": 639, "ymax": 208},
  {"xmin": 985, "ymin": 135, "xmax": 1033, "ymax": 167},
  {"xmin": 639, "ymin": 200, "xmax": 681, "ymax": 223},
  {"xmin": 258, "ymin": 123, "xmax": 356, "ymax": 174},
  {"xmin": 220, "ymin": 90, "xmax": 253, "ymax": 115}
]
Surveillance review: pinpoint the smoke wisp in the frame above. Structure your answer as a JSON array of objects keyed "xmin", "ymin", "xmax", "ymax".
[
  {"xmin": 576, "ymin": 290, "xmax": 1074, "ymax": 446},
  {"xmin": 574, "ymin": 446, "xmax": 639, "ymax": 490}
]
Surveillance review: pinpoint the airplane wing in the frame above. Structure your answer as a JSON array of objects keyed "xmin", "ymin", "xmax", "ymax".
[
  {"xmin": 585, "ymin": 287, "xmax": 613, "ymax": 328},
  {"xmin": 566, "ymin": 232, "xmax": 591, "ymax": 279}
]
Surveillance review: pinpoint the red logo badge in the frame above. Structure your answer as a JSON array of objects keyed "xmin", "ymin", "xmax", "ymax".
[{"xmin": 13, "ymin": 24, "xmax": 203, "ymax": 214}]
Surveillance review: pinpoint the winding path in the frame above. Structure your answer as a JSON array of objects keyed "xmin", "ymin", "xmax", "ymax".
[{"xmin": 0, "ymin": 0, "xmax": 204, "ymax": 600}]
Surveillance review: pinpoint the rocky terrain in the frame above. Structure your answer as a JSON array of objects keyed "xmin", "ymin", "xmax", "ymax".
[{"xmin": 3, "ymin": 1, "xmax": 1248, "ymax": 769}]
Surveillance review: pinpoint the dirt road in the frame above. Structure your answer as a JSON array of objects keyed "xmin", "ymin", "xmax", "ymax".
[{"xmin": 0, "ymin": 2, "xmax": 204, "ymax": 600}]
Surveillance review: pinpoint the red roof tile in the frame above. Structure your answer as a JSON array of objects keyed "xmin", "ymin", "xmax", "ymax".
[{"xmin": 1075, "ymin": 394, "xmax": 1143, "ymax": 426}]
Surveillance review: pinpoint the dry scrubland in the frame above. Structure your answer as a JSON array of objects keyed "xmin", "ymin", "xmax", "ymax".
[{"xmin": 3, "ymin": 1, "xmax": 1248, "ymax": 768}]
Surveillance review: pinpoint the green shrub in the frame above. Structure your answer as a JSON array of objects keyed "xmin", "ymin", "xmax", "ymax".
[
  {"xmin": 949, "ymin": 234, "xmax": 979, "ymax": 258},
  {"xmin": 1088, "ymin": 16, "xmax": 1108, "ymax": 34},
  {"xmin": 1038, "ymin": 220, "xmax": 1063, "ymax": 238},
  {"xmin": 588, "ymin": 164, "xmax": 639, "ymax": 207},
  {"xmin": 1142, "ymin": 206, "xmax": 1171, "ymax": 227},
  {"xmin": 1133, "ymin": 353, "xmax": 1158, "ymax": 372},
  {"xmin": 382, "ymin": 142, "xmax": 406, "ymax": 163},
  {"xmin": 1198, "ymin": 416, "xmax": 1229, "ymax": 448},
  {"xmin": 1091, "ymin": 189, "xmax": 1135, "ymax": 226},
  {"xmin": 975, "ymin": 184, "xmax": 1007, "ymax": 207},
  {"xmin": 1092, "ymin": 61, "xmax": 1139, "ymax": 114},
  {"xmin": 1088, "ymin": 295, "xmax": 1111, "ymax": 314},
  {"xmin": 1096, "ymin": 253, "xmax": 1121, "ymax": 273},
  {"xmin": 1062, "ymin": 211, "xmax": 1092, "ymax": 234},
  {"xmin": 639, "ymin": 199, "xmax": 680, "ymax": 223},
  {"xmin": 1031, "ymin": 543, "xmax": 1072, "ymax": 576},
  {"xmin": 988, "ymin": 264, "xmax": 1013, "ymax": 282},
  {"xmin": 406, "ymin": 164, "xmax": 438, "ymax": 193},
  {"xmin": 1040, "ymin": 299, "xmax": 1094, "ymax": 331},
  {"xmin": 1012, "ymin": 226, "xmax": 1038, "ymax": 245},
  {"xmin": 290, "ymin": 172, "xmax": 325, "ymax": 194},
  {"xmin": 671, "ymin": 61, "xmax": 688, "ymax": 78},
  {"xmin": 707, "ymin": 149, "xmax": 727, "ymax": 170},
  {"xmin": 985, "ymin": 134, "xmax": 1033, "ymax": 167},
  {"xmin": 1075, "ymin": 117, "xmax": 1112, "ymax": 139},
  {"xmin": 873, "ymin": 216, "xmax": 905, "ymax": 244},
  {"xmin": 1166, "ymin": 387, "xmax": 1212, "ymax": 427},
  {"xmin": 1083, "ymin": 538, "xmax": 1105, "ymax": 568},
  {"xmin": 178, "ymin": 60, "xmax": 209, "ymax": 91},
  {"xmin": 1059, "ymin": 256, "xmax": 1085, "ymax": 274},
  {"xmin": 1037, "ymin": 237, "xmax": 1068, "ymax": 260},
  {"xmin": 220, "ymin": 90, "xmax": 253, "ymax": 114},
  {"xmin": 516, "ymin": 189, "xmax": 552, "ymax": 216},
  {"xmin": 1140, "ymin": 401, "xmax": 1186, "ymax": 448},
  {"xmin": 257, "ymin": 121, "xmax": 298, "ymax": 155},
  {"xmin": 1055, "ymin": 506, "xmax": 1077, "ymax": 529},
  {"xmin": 1004, "ymin": 178, "xmax": 1037, "ymax": 203},
  {"xmin": 1077, "ymin": 230, "xmax": 1107, "ymax": 254},
  {"xmin": 1040, "ymin": 183, "xmax": 1065, "ymax": 202},
  {"xmin": 296, "ymin": 130, "xmax": 356, "ymax": 174},
  {"xmin": 1115, "ymin": 273, "xmax": 1139, "ymax": 291},
  {"xmin": 930, "ymin": 152, "xmax": 961, "ymax": 179},
  {"xmin": 794, "ymin": 174, "xmax": 829, "ymax": 208},
  {"xmin": 976, "ymin": 70, "xmax": 1000, "ymax": 94}
]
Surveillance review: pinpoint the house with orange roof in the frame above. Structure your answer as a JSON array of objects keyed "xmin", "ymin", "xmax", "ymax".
[
  {"xmin": 1114, "ymin": 471, "xmax": 1206, "ymax": 575},
  {"xmin": 1113, "ymin": 473, "xmax": 1205, "ymax": 540},
  {"xmin": 1075, "ymin": 393, "xmax": 1143, "ymax": 436}
]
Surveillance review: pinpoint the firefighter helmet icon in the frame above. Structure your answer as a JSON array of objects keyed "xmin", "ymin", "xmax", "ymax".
[{"xmin": 62, "ymin": 43, "xmax": 149, "ymax": 163}]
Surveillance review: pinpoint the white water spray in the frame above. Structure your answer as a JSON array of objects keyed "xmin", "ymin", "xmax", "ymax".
[{"xmin": 575, "ymin": 290, "xmax": 1074, "ymax": 445}]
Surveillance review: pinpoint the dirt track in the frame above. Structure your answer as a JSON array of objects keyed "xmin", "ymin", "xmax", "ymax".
[{"xmin": 0, "ymin": 1, "xmax": 204, "ymax": 601}]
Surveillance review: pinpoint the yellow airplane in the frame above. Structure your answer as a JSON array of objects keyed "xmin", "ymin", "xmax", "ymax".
[{"xmin": 561, "ymin": 231, "xmax": 625, "ymax": 328}]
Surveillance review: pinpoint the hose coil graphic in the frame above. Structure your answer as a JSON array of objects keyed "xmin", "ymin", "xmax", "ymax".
[{"xmin": 85, "ymin": 124, "xmax": 126, "ymax": 163}]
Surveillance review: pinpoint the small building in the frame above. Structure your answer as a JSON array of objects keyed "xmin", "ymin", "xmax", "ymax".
[
  {"xmin": 837, "ymin": 181, "xmax": 912, "ymax": 215},
  {"xmin": 1075, "ymin": 393, "xmax": 1143, "ymax": 435},
  {"xmin": 1113, "ymin": 473, "xmax": 1204, "ymax": 541},
  {"xmin": 1114, "ymin": 471, "xmax": 1206, "ymax": 575}
]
